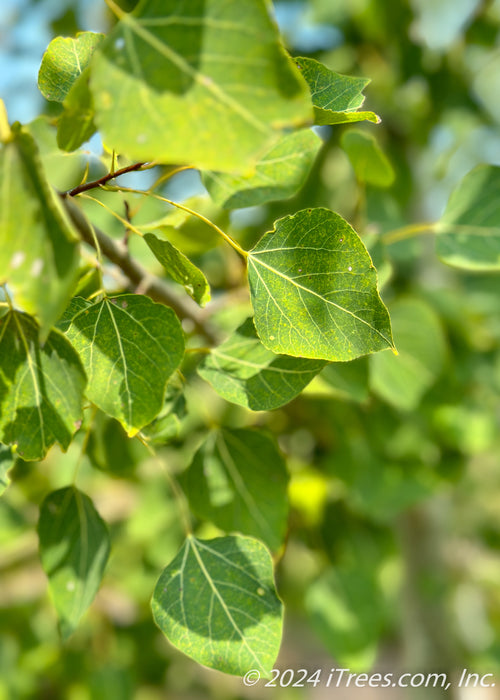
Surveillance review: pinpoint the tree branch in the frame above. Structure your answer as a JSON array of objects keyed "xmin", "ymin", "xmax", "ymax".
[
  {"xmin": 66, "ymin": 161, "xmax": 147, "ymax": 197},
  {"xmin": 61, "ymin": 194, "xmax": 219, "ymax": 344}
]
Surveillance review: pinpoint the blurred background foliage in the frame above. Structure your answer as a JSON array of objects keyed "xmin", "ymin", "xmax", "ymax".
[{"xmin": 1, "ymin": 0, "xmax": 500, "ymax": 698}]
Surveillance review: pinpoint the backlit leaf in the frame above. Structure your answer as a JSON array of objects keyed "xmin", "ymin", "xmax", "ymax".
[
  {"xmin": 180, "ymin": 428, "xmax": 289, "ymax": 551},
  {"xmin": 0, "ymin": 124, "xmax": 80, "ymax": 338},
  {"xmin": 57, "ymin": 70, "xmax": 98, "ymax": 151},
  {"xmin": 369, "ymin": 298, "xmax": 446, "ymax": 410},
  {"xmin": 436, "ymin": 165, "xmax": 500, "ymax": 270},
  {"xmin": 143, "ymin": 232, "xmax": 210, "ymax": 307},
  {"xmin": 38, "ymin": 486, "xmax": 110, "ymax": 640},
  {"xmin": 247, "ymin": 208, "xmax": 394, "ymax": 361},
  {"xmin": 295, "ymin": 57, "xmax": 380, "ymax": 125},
  {"xmin": 198, "ymin": 317, "xmax": 326, "ymax": 410},
  {"xmin": 90, "ymin": 0, "xmax": 312, "ymax": 171},
  {"xmin": 38, "ymin": 32, "xmax": 104, "ymax": 103},
  {"xmin": 64, "ymin": 294, "xmax": 184, "ymax": 434},
  {"xmin": 0, "ymin": 312, "xmax": 86, "ymax": 461},
  {"xmin": 341, "ymin": 130, "xmax": 395, "ymax": 187},
  {"xmin": 151, "ymin": 534, "xmax": 283, "ymax": 676},
  {"xmin": 203, "ymin": 129, "xmax": 322, "ymax": 209}
]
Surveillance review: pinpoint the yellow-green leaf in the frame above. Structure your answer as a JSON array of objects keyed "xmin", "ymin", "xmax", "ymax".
[
  {"xmin": 247, "ymin": 208, "xmax": 394, "ymax": 361},
  {"xmin": 90, "ymin": 0, "xmax": 313, "ymax": 171}
]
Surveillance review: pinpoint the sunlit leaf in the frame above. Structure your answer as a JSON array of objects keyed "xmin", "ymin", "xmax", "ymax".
[
  {"xmin": 247, "ymin": 208, "xmax": 394, "ymax": 361},
  {"xmin": 369, "ymin": 298, "xmax": 446, "ymax": 410},
  {"xmin": 64, "ymin": 294, "xmax": 184, "ymax": 434},
  {"xmin": 295, "ymin": 57, "xmax": 380, "ymax": 125},
  {"xmin": 38, "ymin": 486, "xmax": 110, "ymax": 639},
  {"xmin": 341, "ymin": 130, "xmax": 394, "ymax": 187},
  {"xmin": 143, "ymin": 233, "xmax": 210, "ymax": 307},
  {"xmin": 198, "ymin": 317, "xmax": 326, "ymax": 410},
  {"xmin": 90, "ymin": 0, "xmax": 312, "ymax": 171},
  {"xmin": 38, "ymin": 32, "xmax": 104, "ymax": 103},
  {"xmin": 0, "ymin": 312, "xmax": 86, "ymax": 461},
  {"xmin": 57, "ymin": 71, "xmax": 98, "ymax": 151},
  {"xmin": 203, "ymin": 129, "xmax": 322, "ymax": 209},
  {"xmin": 436, "ymin": 165, "xmax": 500, "ymax": 270},
  {"xmin": 180, "ymin": 428, "xmax": 289, "ymax": 550},
  {"xmin": 151, "ymin": 534, "xmax": 283, "ymax": 676},
  {"xmin": 0, "ymin": 124, "xmax": 80, "ymax": 338}
]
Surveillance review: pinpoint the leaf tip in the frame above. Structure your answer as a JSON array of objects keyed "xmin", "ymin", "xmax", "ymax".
[{"xmin": 391, "ymin": 346, "xmax": 399, "ymax": 357}]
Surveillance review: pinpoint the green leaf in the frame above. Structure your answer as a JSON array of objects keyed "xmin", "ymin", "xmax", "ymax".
[
  {"xmin": 436, "ymin": 165, "xmax": 500, "ymax": 270},
  {"xmin": 180, "ymin": 428, "xmax": 289, "ymax": 550},
  {"xmin": 90, "ymin": 0, "xmax": 312, "ymax": 171},
  {"xmin": 247, "ymin": 208, "xmax": 394, "ymax": 361},
  {"xmin": 314, "ymin": 357, "xmax": 369, "ymax": 402},
  {"xmin": 369, "ymin": 298, "xmax": 447, "ymax": 411},
  {"xmin": 306, "ymin": 565, "xmax": 383, "ymax": 670},
  {"xmin": 140, "ymin": 380, "xmax": 186, "ymax": 445},
  {"xmin": 64, "ymin": 294, "xmax": 184, "ymax": 435},
  {"xmin": 0, "ymin": 125, "xmax": 80, "ymax": 338},
  {"xmin": 0, "ymin": 312, "xmax": 86, "ymax": 461},
  {"xmin": 143, "ymin": 233, "xmax": 210, "ymax": 307},
  {"xmin": 203, "ymin": 129, "xmax": 322, "ymax": 209},
  {"xmin": 57, "ymin": 70, "xmax": 98, "ymax": 152},
  {"xmin": 38, "ymin": 32, "xmax": 104, "ymax": 103},
  {"xmin": 0, "ymin": 445, "xmax": 15, "ymax": 496},
  {"xmin": 151, "ymin": 534, "xmax": 283, "ymax": 676},
  {"xmin": 86, "ymin": 414, "xmax": 138, "ymax": 476},
  {"xmin": 38, "ymin": 486, "xmax": 110, "ymax": 640},
  {"xmin": 295, "ymin": 57, "xmax": 380, "ymax": 126},
  {"xmin": 341, "ymin": 130, "xmax": 395, "ymax": 187},
  {"xmin": 198, "ymin": 318, "xmax": 326, "ymax": 410}
]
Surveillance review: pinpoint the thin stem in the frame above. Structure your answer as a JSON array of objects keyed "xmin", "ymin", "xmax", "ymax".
[
  {"xmin": 77, "ymin": 193, "xmax": 145, "ymax": 238},
  {"xmin": 1, "ymin": 285, "xmax": 14, "ymax": 312},
  {"xmin": 72, "ymin": 405, "xmax": 98, "ymax": 483},
  {"xmin": 104, "ymin": 0, "xmax": 127, "ymax": 21},
  {"xmin": 106, "ymin": 185, "xmax": 249, "ymax": 259},
  {"xmin": 61, "ymin": 194, "xmax": 219, "ymax": 344},
  {"xmin": 382, "ymin": 222, "xmax": 438, "ymax": 245},
  {"xmin": 66, "ymin": 161, "xmax": 147, "ymax": 197},
  {"xmin": 136, "ymin": 436, "xmax": 192, "ymax": 536}
]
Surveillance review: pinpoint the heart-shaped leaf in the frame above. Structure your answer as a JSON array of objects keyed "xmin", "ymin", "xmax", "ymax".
[
  {"xmin": 151, "ymin": 534, "xmax": 283, "ymax": 676},
  {"xmin": 247, "ymin": 208, "xmax": 394, "ymax": 361},
  {"xmin": 64, "ymin": 294, "xmax": 184, "ymax": 434}
]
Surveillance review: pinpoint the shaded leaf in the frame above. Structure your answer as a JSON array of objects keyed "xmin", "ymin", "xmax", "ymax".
[
  {"xmin": 306, "ymin": 565, "xmax": 383, "ymax": 670},
  {"xmin": 0, "ymin": 124, "xmax": 80, "ymax": 338},
  {"xmin": 0, "ymin": 445, "xmax": 15, "ymax": 496},
  {"xmin": 180, "ymin": 428, "xmax": 289, "ymax": 550},
  {"xmin": 295, "ymin": 57, "xmax": 380, "ymax": 125},
  {"xmin": 38, "ymin": 32, "xmax": 104, "ymax": 103},
  {"xmin": 38, "ymin": 486, "xmax": 110, "ymax": 639},
  {"xmin": 198, "ymin": 317, "xmax": 326, "ymax": 410},
  {"xmin": 247, "ymin": 208, "xmax": 394, "ymax": 361},
  {"xmin": 341, "ymin": 130, "xmax": 394, "ymax": 187},
  {"xmin": 86, "ymin": 414, "xmax": 138, "ymax": 476},
  {"xmin": 57, "ymin": 70, "xmax": 98, "ymax": 151},
  {"xmin": 370, "ymin": 298, "xmax": 446, "ymax": 410},
  {"xmin": 91, "ymin": 0, "xmax": 312, "ymax": 171},
  {"xmin": 64, "ymin": 294, "xmax": 184, "ymax": 434},
  {"xmin": 144, "ymin": 232, "xmax": 210, "ymax": 307},
  {"xmin": 314, "ymin": 357, "xmax": 369, "ymax": 403},
  {"xmin": 0, "ymin": 312, "xmax": 86, "ymax": 461},
  {"xmin": 436, "ymin": 165, "xmax": 500, "ymax": 270},
  {"xmin": 151, "ymin": 534, "xmax": 283, "ymax": 676},
  {"xmin": 140, "ymin": 380, "xmax": 186, "ymax": 445},
  {"xmin": 203, "ymin": 129, "xmax": 322, "ymax": 209}
]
